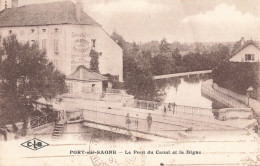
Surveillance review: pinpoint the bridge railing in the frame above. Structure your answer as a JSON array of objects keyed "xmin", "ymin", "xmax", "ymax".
[
  {"xmin": 126, "ymin": 99, "xmax": 215, "ymax": 119},
  {"xmin": 83, "ymin": 109, "xmax": 187, "ymax": 138},
  {"xmin": 133, "ymin": 99, "xmax": 160, "ymax": 110},
  {"xmin": 174, "ymin": 105, "xmax": 215, "ymax": 119},
  {"xmin": 201, "ymin": 83, "xmax": 246, "ymax": 108}
]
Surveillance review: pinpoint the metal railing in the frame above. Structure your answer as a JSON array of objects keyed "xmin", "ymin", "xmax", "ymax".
[
  {"xmin": 83, "ymin": 109, "xmax": 187, "ymax": 137},
  {"xmin": 201, "ymin": 83, "xmax": 246, "ymax": 108},
  {"xmin": 174, "ymin": 105, "xmax": 215, "ymax": 119},
  {"xmin": 127, "ymin": 99, "xmax": 215, "ymax": 118},
  {"xmin": 29, "ymin": 112, "xmax": 57, "ymax": 129},
  {"xmin": 133, "ymin": 99, "xmax": 160, "ymax": 110}
]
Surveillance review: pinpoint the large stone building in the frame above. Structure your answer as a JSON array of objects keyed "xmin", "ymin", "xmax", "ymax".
[{"xmin": 0, "ymin": 0, "xmax": 123, "ymax": 83}]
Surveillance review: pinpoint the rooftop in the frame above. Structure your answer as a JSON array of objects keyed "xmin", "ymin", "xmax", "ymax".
[
  {"xmin": 0, "ymin": 0, "xmax": 100, "ymax": 27},
  {"xmin": 232, "ymin": 40, "xmax": 260, "ymax": 56},
  {"xmin": 67, "ymin": 65, "xmax": 108, "ymax": 82}
]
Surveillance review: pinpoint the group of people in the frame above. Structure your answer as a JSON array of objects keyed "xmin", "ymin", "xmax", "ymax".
[
  {"xmin": 125, "ymin": 113, "xmax": 153, "ymax": 132},
  {"xmin": 163, "ymin": 103, "xmax": 176, "ymax": 115}
]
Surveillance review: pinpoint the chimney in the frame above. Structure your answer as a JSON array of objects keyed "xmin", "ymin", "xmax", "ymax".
[
  {"xmin": 240, "ymin": 37, "xmax": 245, "ymax": 46},
  {"xmin": 76, "ymin": 0, "xmax": 83, "ymax": 21}
]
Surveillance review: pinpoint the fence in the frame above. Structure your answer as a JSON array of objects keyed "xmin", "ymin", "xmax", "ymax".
[
  {"xmin": 29, "ymin": 112, "xmax": 57, "ymax": 129},
  {"xmin": 133, "ymin": 99, "xmax": 160, "ymax": 110},
  {"xmin": 201, "ymin": 83, "xmax": 247, "ymax": 108},
  {"xmin": 83, "ymin": 109, "xmax": 187, "ymax": 138},
  {"xmin": 174, "ymin": 105, "xmax": 215, "ymax": 119},
  {"xmin": 129, "ymin": 99, "xmax": 215, "ymax": 119},
  {"xmin": 213, "ymin": 83, "xmax": 260, "ymax": 112}
]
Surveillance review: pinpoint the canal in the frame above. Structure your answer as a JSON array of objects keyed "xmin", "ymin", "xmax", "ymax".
[{"xmin": 156, "ymin": 74, "xmax": 225, "ymax": 109}]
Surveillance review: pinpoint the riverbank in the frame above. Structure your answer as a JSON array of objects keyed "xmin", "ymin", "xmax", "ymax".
[{"xmin": 202, "ymin": 80, "xmax": 248, "ymax": 108}]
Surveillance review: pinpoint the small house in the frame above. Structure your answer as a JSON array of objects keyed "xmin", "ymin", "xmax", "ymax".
[
  {"xmin": 66, "ymin": 65, "xmax": 108, "ymax": 95},
  {"xmin": 229, "ymin": 38, "xmax": 260, "ymax": 62}
]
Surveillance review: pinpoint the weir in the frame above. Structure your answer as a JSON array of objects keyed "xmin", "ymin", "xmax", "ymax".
[{"xmin": 153, "ymin": 70, "xmax": 212, "ymax": 80}]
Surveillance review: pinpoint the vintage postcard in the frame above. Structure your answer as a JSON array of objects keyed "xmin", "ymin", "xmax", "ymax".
[{"xmin": 0, "ymin": 0, "xmax": 260, "ymax": 165}]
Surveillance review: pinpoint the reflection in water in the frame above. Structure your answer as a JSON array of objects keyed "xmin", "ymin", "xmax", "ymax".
[{"xmin": 156, "ymin": 74, "xmax": 221, "ymax": 109}]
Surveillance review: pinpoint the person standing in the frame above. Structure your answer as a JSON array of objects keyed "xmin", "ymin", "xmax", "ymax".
[
  {"xmin": 147, "ymin": 113, "xmax": 152, "ymax": 132},
  {"xmin": 163, "ymin": 105, "xmax": 167, "ymax": 116},
  {"xmin": 135, "ymin": 114, "xmax": 139, "ymax": 128},
  {"xmin": 168, "ymin": 103, "xmax": 171, "ymax": 112},
  {"xmin": 172, "ymin": 102, "xmax": 176, "ymax": 115},
  {"xmin": 254, "ymin": 123, "xmax": 259, "ymax": 133},
  {"xmin": 125, "ymin": 113, "xmax": 131, "ymax": 129}
]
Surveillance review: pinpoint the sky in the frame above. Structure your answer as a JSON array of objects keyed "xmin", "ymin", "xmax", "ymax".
[{"xmin": 0, "ymin": 0, "xmax": 260, "ymax": 42}]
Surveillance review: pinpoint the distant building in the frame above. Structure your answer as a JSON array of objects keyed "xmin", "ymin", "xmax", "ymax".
[
  {"xmin": 66, "ymin": 65, "xmax": 108, "ymax": 95},
  {"xmin": 229, "ymin": 37, "xmax": 260, "ymax": 62},
  {"xmin": 0, "ymin": 0, "xmax": 123, "ymax": 82}
]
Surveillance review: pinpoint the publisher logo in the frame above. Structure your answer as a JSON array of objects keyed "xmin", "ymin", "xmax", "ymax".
[{"xmin": 21, "ymin": 138, "xmax": 49, "ymax": 151}]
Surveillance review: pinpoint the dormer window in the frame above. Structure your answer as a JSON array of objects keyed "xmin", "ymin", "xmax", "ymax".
[{"xmin": 31, "ymin": 29, "xmax": 35, "ymax": 33}]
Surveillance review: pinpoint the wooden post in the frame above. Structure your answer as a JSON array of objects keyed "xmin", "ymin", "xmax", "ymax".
[{"xmin": 27, "ymin": 117, "xmax": 31, "ymax": 130}]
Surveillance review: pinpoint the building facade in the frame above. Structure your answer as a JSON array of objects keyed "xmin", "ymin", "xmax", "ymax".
[
  {"xmin": 0, "ymin": 0, "xmax": 123, "ymax": 82},
  {"xmin": 229, "ymin": 38, "xmax": 260, "ymax": 63}
]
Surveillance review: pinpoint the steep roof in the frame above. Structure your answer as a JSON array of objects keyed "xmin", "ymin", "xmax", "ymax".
[
  {"xmin": 67, "ymin": 65, "xmax": 107, "ymax": 82},
  {"xmin": 0, "ymin": 1, "xmax": 100, "ymax": 27},
  {"xmin": 228, "ymin": 40, "xmax": 260, "ymax": 60}
]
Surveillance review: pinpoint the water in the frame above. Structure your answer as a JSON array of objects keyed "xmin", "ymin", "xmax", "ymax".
[{"xmin": 156, "ymin": 75, "xmax": 224, "ymax": 109}]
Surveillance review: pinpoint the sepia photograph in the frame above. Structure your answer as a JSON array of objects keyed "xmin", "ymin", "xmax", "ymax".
[{"xmin": 0, "ymin": 0, "xmax": 259, "ymax": 165}]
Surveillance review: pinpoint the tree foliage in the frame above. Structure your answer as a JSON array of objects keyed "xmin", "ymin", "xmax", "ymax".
[
  {"xmin": 89, "ymin": 49, "xmax": 100, "ymax": 74},
  {"xmin": 213, "ymin": 62, "xmax": 260, "ymax": 98},
  {"xmin": 111, "ymin": 33, "xmax": 232, "ymax": 101},
  {"xmin": 0, "ymin": 35, "xmax": 67, "ymax": 124}
]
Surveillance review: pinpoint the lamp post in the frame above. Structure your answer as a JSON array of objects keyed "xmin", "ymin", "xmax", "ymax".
[{"xmin": 246, "ymin": 86, "xmax": 254, "ymax": 106}]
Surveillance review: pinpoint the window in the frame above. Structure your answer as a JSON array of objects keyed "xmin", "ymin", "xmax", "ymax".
[
  {"xmin": 31, "ymin": 40, "xmax": 36, "ymax": 45},
  {"xmin": 54, "ymin": 28, "xmax": 59, "ymax": 33},
  {"xmin": 92, "ymin": 84, "xmax": 95, "ymax": 92},
  {"xmin": 53, "ymin": 59, "xmax": 59, "ymax": 70},
  {"xmin": 9, "ymin": 30, "xmax": 12, "ymax": 34},
  {"xmin": 54, "ymin": 39, "xmax": 59, "ymax": 53},
  {"xmin": 20, "ymin": 30, "xmax": 24, "ymax": 35},
  {"xmin": 91, "ymin": 39, "xmax": 96, "ymax": 49},
  {"xmin": 245, "ymin": 54, "xmax": 255, "ymax": 61},
  {"xmin": 42, "ymin": 29, "xmax": 46, "ymax": 33},
  {"xmin": 42, "ymin": 39, "xmax": 46, "ymax": 50},
  {"xmin": 31, "ymin": 29, "xmax": 35, "ymax": 33},
  {"xmin": 68, "ymin": 83, "xmax": 73, "ymax": 94}
]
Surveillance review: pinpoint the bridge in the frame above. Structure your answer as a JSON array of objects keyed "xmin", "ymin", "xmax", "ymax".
[{"xmin": 153, "ymin": 70, "xmax": 212, "ymax": 80}]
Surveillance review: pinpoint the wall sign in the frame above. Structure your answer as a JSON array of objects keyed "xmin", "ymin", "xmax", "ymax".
[{"xmin": 71, "ymin": 32, "xmax": 92, "ymax": 72}]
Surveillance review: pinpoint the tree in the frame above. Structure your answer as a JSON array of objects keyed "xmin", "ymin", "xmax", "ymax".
[
  {"xmin": 123, "ymin": 46, "xmax": 157, "ymax": 101},
  {"xmin": 159, "ymin": 38, "xmax": 171, "ymax": 53},
  {"xmin": 89, "ymin": 49, "xmax": 100, "ymax": 73},
  {"xmin": 0, "ymin": 35, "xmax": 67, "ymax": 126}
]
